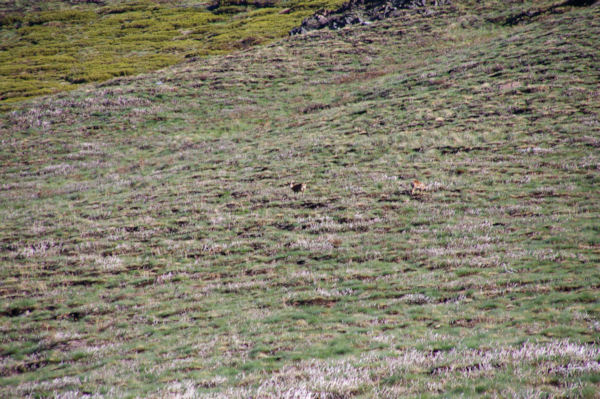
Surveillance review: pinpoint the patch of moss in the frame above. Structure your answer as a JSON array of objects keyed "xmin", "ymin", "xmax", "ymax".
[{"xmin": 0, "ymin": 0, "xmax": 348, "ymax": 108}]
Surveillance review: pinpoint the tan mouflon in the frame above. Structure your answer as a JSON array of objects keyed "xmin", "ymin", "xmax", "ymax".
[{"xmin": 411, "ymin": 179, "xmax": 426, "ymax": 195}]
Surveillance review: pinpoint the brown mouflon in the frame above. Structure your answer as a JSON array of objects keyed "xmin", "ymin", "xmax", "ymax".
[{"xmin": 290, "ymin": 182, "xmax": 307, "ymax": 193}]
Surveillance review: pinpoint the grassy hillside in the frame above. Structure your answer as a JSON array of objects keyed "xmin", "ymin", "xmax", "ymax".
[
  {"xmin": 0, "ymin": 0, "xmax": 345, "ymax": 106},
  {"xmin": 1, "ymin": 0, "xmax": 599, "ymax": 397}
]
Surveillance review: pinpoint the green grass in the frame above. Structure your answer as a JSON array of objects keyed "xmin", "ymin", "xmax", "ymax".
[
  {"xmin": 0, "ymin": 0, "xmax": 599, "ymax": 397},
  {"xmin": 0, "ymin": 0, "xmax": 346, "ymax": 106}
]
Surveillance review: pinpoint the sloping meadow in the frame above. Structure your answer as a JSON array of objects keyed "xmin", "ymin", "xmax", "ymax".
[{"xmin": 0, "ymin": 0, "xmax": 599, "ymax": 397}]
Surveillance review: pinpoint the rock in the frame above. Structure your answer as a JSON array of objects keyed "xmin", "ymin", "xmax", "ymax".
[
  {"xmin": 316, "ymin": 14, "xmax": 329, "ymax": 25},
  {"xmin": 289, "ymin": 0, "xmax": 451, "ymax": 35}
]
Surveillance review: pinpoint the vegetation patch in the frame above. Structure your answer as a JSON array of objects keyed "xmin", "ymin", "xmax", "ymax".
[{"xmin": 0, "ymin": 0, "xmax": 347, "ymax": 106}]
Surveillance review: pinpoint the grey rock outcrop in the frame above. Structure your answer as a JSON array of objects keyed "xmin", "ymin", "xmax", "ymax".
[{"xmin": 290, "ymin": 0, "xmax": 450, "ymax": 35}]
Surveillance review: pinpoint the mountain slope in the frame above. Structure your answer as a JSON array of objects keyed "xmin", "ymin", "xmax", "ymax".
[{"xmin": 0, "ymin": 1, "xmax": 599, "ymax": 397}]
